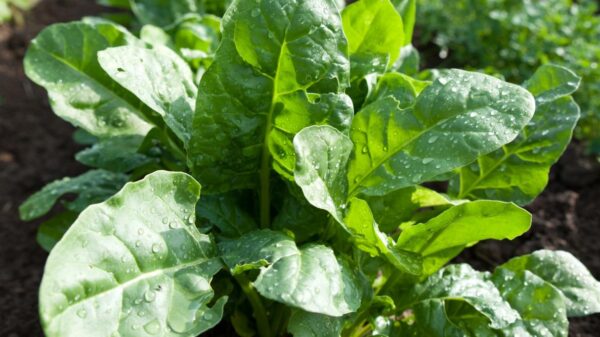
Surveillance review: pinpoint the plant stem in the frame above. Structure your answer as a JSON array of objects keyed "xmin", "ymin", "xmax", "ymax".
[
  {"xmin": 234, "ymin": 273, "xmax": 272, "ymax": 337},
  {"xmin": 259, "ymin": 147, "xmax": 271, "ymax": 228}
]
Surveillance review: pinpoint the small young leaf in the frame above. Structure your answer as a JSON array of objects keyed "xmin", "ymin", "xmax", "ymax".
[
  {"xmin": 342, "ymin": 0, "xmax": 404, "ymax": 80},
  {"xmin": 39, "ymin": 171, "xmax": 225, "ymax": 337},
  {"xmin": 19, "ymin": 170, "xmax": 129, "ymax": 221}
]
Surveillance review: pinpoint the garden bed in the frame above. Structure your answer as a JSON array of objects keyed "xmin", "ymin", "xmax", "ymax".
[{"xmin": 0, "ymin": 0, "xmax": 598, "ymax": 336}]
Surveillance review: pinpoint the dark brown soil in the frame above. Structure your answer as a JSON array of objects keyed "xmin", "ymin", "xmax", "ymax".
[{"xmin": 0, "ymin": 1, "xmax": 598, "ymax": 336}]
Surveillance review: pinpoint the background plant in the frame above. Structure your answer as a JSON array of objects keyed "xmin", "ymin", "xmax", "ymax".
[
  {"xmin": 0, "ymin": 0, "xmax": 39, "ymax": 24},
  {"xmin": 417, "ymin": 0, "xmax": 600, "ymax": 154},
  {"xmin": 20, "ymin": 0, "xmax": 600, "ymax": 336}
]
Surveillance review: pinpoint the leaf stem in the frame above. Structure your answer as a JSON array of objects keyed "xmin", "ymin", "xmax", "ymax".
[
  {"xmin": 259, "ymin": 129, "xmax": 271, "ymax": 229},
  {"xmin": 234, "ymin": 273, "xmax": 272, "ymax": 337}
]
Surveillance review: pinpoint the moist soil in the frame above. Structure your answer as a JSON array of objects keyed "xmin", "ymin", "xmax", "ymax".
[{"xmin": 0, "ymin": 1, "xmax": 599, "ymax": 336}]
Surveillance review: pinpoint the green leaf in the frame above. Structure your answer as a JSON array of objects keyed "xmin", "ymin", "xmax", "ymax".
[
  {"xmin": 188, "ymin": 0, "xmax": 352, "ymax": 192},
  {"xmin": 344, "ymin": 198, "xmax": 422, "ymax": 275},
  {"xmin": 75, "ymin": 135, "xmax": 154, "ymax": 173},
  {"xmin": 294, "ymin": 126, "xmax": 422, "ymax": 275},
  {"xmin": 219, "ymin": 229, "xmax": 364, "ymax": 316},
  {"xmin": 39, "ymin": 171, "xmax": 226, "ymax": 337},
  {"xmin": 523, "ymin": 64, "xmax": 581, "ymax": 105},
  {"xmin": 391, "ymin": 0, "xmax": 416, "ymax": 45},
  {"xmin": 24, "ymin": 19, "xmax": 152, "ymax": 138},
  {"xmin": 364, "ymin": 186, "xmax": 452, "ymax": 232},
  {"xmin": 396, "ymin": 264, "xmax": 520, "ymax": 330},
  {"xmin": 197, "ymin": 193, "xmax": 257, "ymax": 237},
  {"xmin": 98, "ymin": 45, "xmax": 197, "ymax": 143},
  {"xmin": 272, "ymin": 186, "xmax": 329, "ymax": 242},
  {"xmin": 348, "ymin": 69, "xmax": 535, "ymax": 197},
  {"xmin": 294, "ymin": 125, "xmax": 353, "ymax": 223},
  {"xmin": 36, "ymin": 211, "xmax": 78, "ymax": 252},
  {"xmin": 342, "ymin": 0, "xmax": 404, "ymax": 79},
  {"xmin": 19, "ymin": 170, "xmax": 129, "ymax": 221},
  {"xmin": 97, "ymin": 0, "xmax": 130, "ymax": 9},
  {"xmin": 396, "ymin": 200, "xmax": 531, "ymax": 276},
  {"xmin": 130, "ymin": 0, "xmax": 202, "ymax": 28},
  {"xmin": 501, "ymin": 250, "xmax": 600, "ymax": 317},
  {"xmin": 452, "ymin": 65, "xmax": 581, "ymax": 205},
  {"xmin": 288, "ymin": 310, "xmax": 343, "ymax": 337},
  {"xmin": 491, "ymin": 268, "xmax": 568, "ymax": 337}
]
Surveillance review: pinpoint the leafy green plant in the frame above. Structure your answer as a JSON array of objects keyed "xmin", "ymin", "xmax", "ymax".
[
  {"xmin": 20, "ymin": 0, "xmax": 600, "ymax": 336},
  {"xmin": 416, "ymin": 0, "xmax": 600, "ymax": 152}
]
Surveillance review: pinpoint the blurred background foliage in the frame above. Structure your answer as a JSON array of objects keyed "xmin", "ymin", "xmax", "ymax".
[{"xmin": 416, "ymin": 0, "xmax": 600, "ymax": 153}]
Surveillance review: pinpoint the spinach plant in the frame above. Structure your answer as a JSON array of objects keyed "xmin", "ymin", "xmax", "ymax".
[
  {"xmin": 21, "ymin": 0, "xmax": 600, "ymax": 336},
  {"xmin": 0, "ymin": 0, "xmax": 39, "ymax": 24}
]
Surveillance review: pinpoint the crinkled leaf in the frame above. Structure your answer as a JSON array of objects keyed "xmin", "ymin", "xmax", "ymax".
[
  {"xmin": 98, "ymin": 45, "xmax": 197, "ymax": 143},
  {"xmin": 36, "ymin": 211, "xmax": 78, "ymax": 252},
  {"xmin": 288, "ymin": 310, "xmax": 343, "ymax": 337},
  {"xmin": 189, "ymin": 0, "xmax": 352, "ymax": 192},
  {"xmin": 395, "ymin": 264, "xmax": 520, "ymax": 330},
  {"xmin": 39, "ymin": 171, "xmax": 226, "ymax": 337},
  {"xmin": 451, "ymin": 65, "xmax": 581, "ymax": 205},
  {"xmin": 396, "ymin": 201, "xmax": 531, "ymax": 276},
  {"xmin": 24, "ymin": 19, "xmax": 152, "ymax": 138},
  {"xmin": 19, "ymin": 170, "xmax": 129, "ymax": 221},
  {"xmin": 501, "ymin": 250, "xmax": 600, "ymax": 317},
  {"xmin": 75, "ymin": 135, "xmax": 154, "ymax": 173},
  {"xmin": 342, "ymin": 0, "xmax": 404, "ymax": 80},
  {"xmin": 348, "ymin": 69, "xmax": 535, "ymax": 197},
  {"xmin": 491, "ymin": 268, "xmax": 568, "ymax": 337},
  {"xmin": 219, "ymin": 229, "xmax": 364, "ymax": 316}
]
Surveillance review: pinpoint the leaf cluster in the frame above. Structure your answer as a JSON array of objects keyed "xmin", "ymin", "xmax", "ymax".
[{"xmin": 19, "ymin": 0, "xmax": 600, "ymax": 336}]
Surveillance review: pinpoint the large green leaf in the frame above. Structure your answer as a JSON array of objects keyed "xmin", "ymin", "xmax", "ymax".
[
  {"xmin": 19, "ymin": 170, "xmax": 129, "ymax": 221},
  {"xmin": 395, "ymin": 264, "xmax": 520, "ymax": 330},
  {"xmin": 491, "ymin": 268, "xmax": 568, "ymax": 337},
  {"xmin": 188, "ymin": 0, "xmax": 352, "ymax": 192},
  {"xmin": 272, "ymin": 186, "xmax": 330, "ymax": 242},
  {"xmin": 288, "ymin": 310, "xmax": 343, "ymax": 337},
  {"xmin": 347, "ymin": 69, "xmax": 536, "ymax": 197},
  {"xmin": 391, "ymin": 0, "xmax": 416, "ymax": 45},
  {"xmin": 98, "ymin": 45, "xmax": 197, "ymax": 143},
  {"xmin": 294, "ymin": 126, "xmax": 422, "ymax": 275},
  {"xmin": 24, "ymin": 19, "xmax": 152, "ymax": 138},
  {"xmin": 500, "ymin": 250, "xmax": 600, "ymax": 317},
  {"xmin": 451, "ymin": 65, "xmax": 581, "ymax": 205},
  {"xmin": 219, "ymin": 229, "xmax": 364, "ymax": 316},
  {"xmin": 342, "ymin": 0, "xmax": 404, "ymax": 80},
  {"xmin": 396, "ymin": 200, "xmax": 531, "ymax": 275},
  {"xmin": 39, "ymin": 171, "xmax": 226, "ymax": 337}
]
